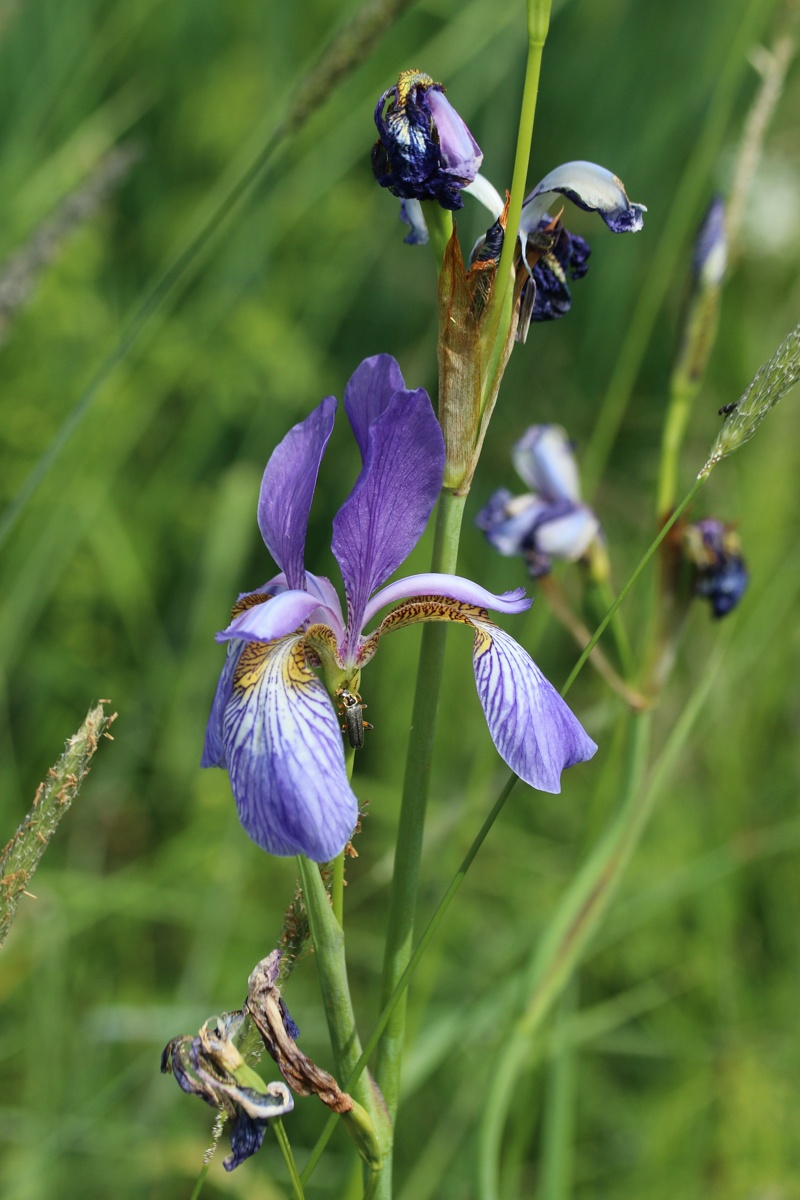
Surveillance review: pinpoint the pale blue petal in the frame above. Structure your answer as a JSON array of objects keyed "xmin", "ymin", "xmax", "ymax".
[
  {"xmin": 304, "ymin": 572, "xmax": 346, "ymax": 641},
  {"xmin": 463, "ymin": 172, "xmax": 505, "ymax": 220},
  {"xmin": 216, "ymin": 590, "xmax": 325, "ymax": 645},
  {"xmin": 361, "ymin": 573, "xmax": 530, "ymax": 629},
  {"xmin": 399, "ymin": 199, "xmax": 429, "ymax": 245},
  {"xmin": 534, "ymin": 506, "xmax": 600, "ymax": 561},
  {"xmin": 222, "ymin": 635, "xmax": 358, "ymax": 861},
  {"xmin": 520, "ymin": 162, "xmax": 646, "ymax": 266},
  {"xmin": 512, "ymin": 425, "xmax": 583, "ymax": 502},
  {"xmin": 471, "ymin": 619, "xmax": 596, "ymax": 791}
]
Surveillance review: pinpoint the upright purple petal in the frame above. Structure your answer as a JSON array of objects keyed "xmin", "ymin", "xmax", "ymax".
[
  {"xmin": 471, "ymin": 620, "xmax": 596, "ymax": 791},
  {"xmin": 221, "ymin": 634, "xmax": 358, "ymax": 861},
  {"xmin": 332, "ymin": 387, "xmax": 445, "ymax": 640},
  {"xmin": 344, "ymin": 355, "xmax": 407, "ymax": 460},
  {"xmin": 257, "ymin": 396, "xmax": 337, "ymax": 591}
]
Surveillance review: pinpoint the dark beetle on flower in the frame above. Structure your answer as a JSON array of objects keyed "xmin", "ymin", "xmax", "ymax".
[{"xmin": 337, "ymin": 688, "xmax": 372, "ymax": 750}]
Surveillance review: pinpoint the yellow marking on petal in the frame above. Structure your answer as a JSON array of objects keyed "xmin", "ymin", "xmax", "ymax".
[
  {"xmin": 233, "ymin": 642, "xmax": 271, "ymax": 692},
  {"xmin": 357, "ymin": 595, "xmax": 496, "ymax": 665},
  {"xmin": 231, "ymin": 591, "xmax": 271, "ymax": 620},
  {"xmin": 472, "ymin": 624, "xmax": 494, "ymax": 660},
  {"xmin": 233, "ymin": 635, "xmax": 312, "ymax": 695}
]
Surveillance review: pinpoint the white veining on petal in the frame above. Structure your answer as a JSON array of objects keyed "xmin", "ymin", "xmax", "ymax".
[
  {"xmin": 223, "ymin": 635, "xmax": 358, "ymax": 860},
  {"xmin": 471, "ymin": 619, "xmax": 596, "ymax": 792}
]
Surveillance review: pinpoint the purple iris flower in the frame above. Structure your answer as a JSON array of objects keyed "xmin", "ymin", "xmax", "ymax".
[
  {"xmin": 203, "ymin": 357, "xmax": 596, "ymax": 862},
  {"xmin": 476, "ymin": 425, "xmax": 600, "ymax": 577},
  {"xmin": 685, "ymin": 518, "xmax": 748, "ymax": 618},
  {"xmin": 372, "ymin": 70, "xmax": 483, "ymax": 211}
]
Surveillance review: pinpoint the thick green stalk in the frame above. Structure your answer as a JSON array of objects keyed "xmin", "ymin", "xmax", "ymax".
[
  {"xmin": 332, "ymin": 742, "xmax": 357, "ymax": 925},
  {"xmin": 301, "ymin": 773, "xmax": 520, "ymax": 1189},
  {"xmin": 295, "ymin": 855, "xmax": 390, "ymax": 1173},
  {"xmin": 481, "ymin": 0, "xmax": 552, "ymax": 389},
  {"xmin": 375, "ymin": 490, "xmax": 466, "ymax": 1111}
]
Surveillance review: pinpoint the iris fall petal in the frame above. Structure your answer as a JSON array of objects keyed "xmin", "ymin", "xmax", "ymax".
[
  {"xmin": 471, "ymin": 619, "xmax": 597, "ymax": 791},
  {"xmin": 222, "ymin": 635, "xmax": 358, "ymax": 861}
]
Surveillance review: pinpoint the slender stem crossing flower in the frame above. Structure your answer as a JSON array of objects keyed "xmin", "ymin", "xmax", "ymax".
[{"xmin": 203, "ymin": 357, "xmax": 596, "ymax": 861}]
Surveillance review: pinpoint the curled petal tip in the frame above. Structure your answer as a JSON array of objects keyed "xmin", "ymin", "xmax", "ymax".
[{"xmin": 522, "ymin": 160, "xmax": 646, "ymax": 236}]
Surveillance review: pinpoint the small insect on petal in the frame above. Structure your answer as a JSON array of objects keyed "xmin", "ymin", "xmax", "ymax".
[{"xmin": 337, "ymin": 689, "xmax": 373, "ymax": 749}]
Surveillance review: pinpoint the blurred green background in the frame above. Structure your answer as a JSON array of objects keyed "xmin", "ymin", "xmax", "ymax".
[{"xmin": 1, "ymin": 0, "xmax": 799, "ymax": 1196}]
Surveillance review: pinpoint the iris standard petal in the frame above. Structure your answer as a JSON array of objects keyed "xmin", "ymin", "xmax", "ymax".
[
  {"xmin": 216, "ymin": 590, "xmax": 328, "ymax": 645},
  {"xmin": 512, "ymin": 425, "xmax": 582, "ymax": 501},
  {"xmin": 257, "ymin": 395, "xmax": 337, "ymax": 591},
  {"xmin": 361, "ymin": 573, "xmax": 530, "ymax": 630},
  {"xmin": 332, "ymin": 387, "xmax": 445, "ymax": 639},
  {"xmin": 520, "ymin": 161, "xmax": 646, "ymax": 252},
  {"xmin": 222, "ymin": 634, "xmax": 358, "ymax": 861},
  {"xmin": 343, "ymin": 354, "xmax": 408, "ymax": 460},
  {"xmin": 471, "ymin": 619, "xmax": 597, "ymax": 791}
]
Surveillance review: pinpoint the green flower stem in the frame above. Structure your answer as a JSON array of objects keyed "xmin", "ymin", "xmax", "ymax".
[
  {"xmin": 375, "ymin": 489, "xmax": 466, "ymax": 1109},
  {"xmin": 482, "ymin": 0, "xmax": 552, "ymax": 370},
  {"xmin": 295, "ymin": 856, "xmax": 390, "ymax": 1162},
  {"xmin": 421, "ymin": 200, "xmax": 454, "ymax": 270},
  {"xmin": 272, "ymin": 1118, "xmax": 306, "ymax": 1200},
  {"xmin": 300, "ymin": 772, "xmax": 520, "ymax": 1189},
  {"xmin": 332, "ymin": 742, "xmax": 357, "ymax": 926}
]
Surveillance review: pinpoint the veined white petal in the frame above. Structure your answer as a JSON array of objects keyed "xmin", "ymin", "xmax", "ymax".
[{"xmin": 471, "ymin": 619, "xmax": 596, "ymax": 791}]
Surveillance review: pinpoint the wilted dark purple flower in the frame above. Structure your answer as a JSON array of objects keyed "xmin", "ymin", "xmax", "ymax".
[
  {"xmin": 684, "ymin": 518, "xmax": 748, "ymax": 618},
  {"xmin": 518, "ymin": 219, "xmax": 591, "ymax": 326},
  {"xmin": 203, "ymin": 357, "xmax": 596, "ymax": 861},
  {"xmin": 161, "ymin": 1018, "xmax": 294, "ymax": 1171},
  {"xmin": 405, "ymin": 159, "xmax": 644, "ymax": 333},
  {"xmin": 372, "ymin": 70, "xmax": 482, "ymax": 211},
  {"xmin": 476, "ymin": 425, "xmax": 600, "ymax": 577}
]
